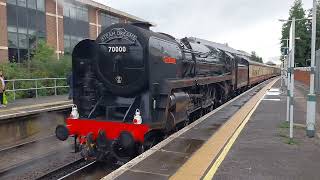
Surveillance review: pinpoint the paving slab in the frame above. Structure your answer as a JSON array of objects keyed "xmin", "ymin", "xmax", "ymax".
[
  {"xmin": 214, "ymin": 80, "xmax": 320, "ymax": 180},
  {"xmin": 0, "ymin": 95, "xmax": 72, "ymax": 120}
]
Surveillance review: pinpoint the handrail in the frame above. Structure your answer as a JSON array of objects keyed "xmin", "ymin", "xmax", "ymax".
[
  {"xmin": 5, "ymin": 78, "xmax": 67, "ymax": 81},
  {"xmin": 4, "ymin": 78, "xmax": 69, "ymax": 100}
]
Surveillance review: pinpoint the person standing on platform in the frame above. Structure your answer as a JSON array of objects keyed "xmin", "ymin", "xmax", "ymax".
[{"xmin": 0, "ymin": 71, "xmax": 5, "ymax": 108}]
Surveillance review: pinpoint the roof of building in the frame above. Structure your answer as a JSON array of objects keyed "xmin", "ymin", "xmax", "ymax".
[{"xmin": 75, "ymin": 0, "xmax": 154, "ymax": 25}]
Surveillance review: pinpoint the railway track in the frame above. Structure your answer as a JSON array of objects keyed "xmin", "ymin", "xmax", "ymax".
[
  {"xmin": 0, "ymin": 135, "xmax": 58, "ymax": 174},
  {"xmin": 0, "ymin": 135, "xmax": 115, "ymax": 180},
  {"xmin": 56, "ymin": 160, "xmax": 96, "ymax": 180},
  {"xmin": 0, "ymin": 134, "xmax": 55, "ymax": 154},
  {"xmin": 0, "ymin": 134, "xmax": 81, "ymax": 180},
  {"xmin": 38, "ymin": 159, "xmax": 119, "ymax": 180},
  {"xmin": 36, "ymin": 158, "xmax": 94, "ymax": 180}
]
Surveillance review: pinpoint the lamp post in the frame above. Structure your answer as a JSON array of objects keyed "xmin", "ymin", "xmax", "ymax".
[
  {"xmin": 306, "ymin": 0, "xmax": 317, "ymax": 138},
  {"xmin": 289, "ymin": 18, "xmax": 295, "ymax": 140},
  {"xmin": 278, "ymin": 17, "xmax": 297, "ymax": 139},
  {"xmin": 279, "ymin": 37, "xmax": 292, "ymax": 125},
  {"xmin": 278, "ymin": 17, "xmax": 312, "ymax": 139},
  {"xmin": 279, "ymin": 38, "xmax": 291, "ymax": 122}
]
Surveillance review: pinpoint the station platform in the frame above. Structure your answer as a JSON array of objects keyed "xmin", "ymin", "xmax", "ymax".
[
  {"xmin": 104, "ymin": 78, "xmax": 320, "ymax": 180},
  {"xmin": 0, "ymin": 95, "xmax": 72, "ymax": 120}
]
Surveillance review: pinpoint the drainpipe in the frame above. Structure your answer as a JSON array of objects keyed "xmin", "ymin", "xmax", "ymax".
[{"xmin": 56, "ymin": 0, "xmax": 60, "ymax": 60}]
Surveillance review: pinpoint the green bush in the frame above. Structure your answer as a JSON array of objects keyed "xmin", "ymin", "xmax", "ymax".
[{"xmin": 0, "ymin": 41, "xmax": 72, "ymax": 101}]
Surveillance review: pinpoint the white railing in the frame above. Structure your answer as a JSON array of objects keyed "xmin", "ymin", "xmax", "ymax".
[{"xmin": 4, "ymin": 78, "xmax": 69, "ymax": 100}]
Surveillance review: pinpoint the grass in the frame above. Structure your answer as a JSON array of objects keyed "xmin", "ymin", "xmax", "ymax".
[
  {"xmin": 279, "ymin": 121, "xmax": 305, "ymax": 129},
  {"xmin": 279, "ymin": 121, "xmax": 290, "ymax": 128},
  {"xmin": 278, "ymin": 121, "xmax": 299, "ymax": 145},
  {"xmin": 285, "ymin": 138, "xmax": 298, "ymax": 145},
  {"xmin": 278, "ymin": 130, "xmax": 288, "ymax": 138}
]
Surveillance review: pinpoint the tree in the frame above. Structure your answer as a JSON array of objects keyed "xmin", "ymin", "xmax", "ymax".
[
  {"xmin": 31, "ymin": 40, "xmax": 55, "ymax": 63},
  {"xmin": 250, "ymin": 51, "xmax": 263, "ymax": 63},
  {"xmin": 305, "ymin": 1, "xmax": 320, "ymax": 66},
  {"xmin": 280, "ymin": 0, "xmax": 309, "ymax": 67}
]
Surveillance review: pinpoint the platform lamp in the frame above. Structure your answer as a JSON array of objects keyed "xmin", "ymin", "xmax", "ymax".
[
  {"xmin": 278, "ymin": 18, "xmax": 296, "ymax": 139},
  {"xmin": 306, "ymin": 0, "xmax": 317, "ymax": 138},
  {"xmin": 279, "ymin": 36, "xmax": 301, "ymax": 100},
  {"xmin": 278, "ymin": 17, "xmax": 311, "ymax": 139}
]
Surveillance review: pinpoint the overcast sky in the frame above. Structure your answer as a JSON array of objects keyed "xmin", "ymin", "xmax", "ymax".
[{"xmin": 93, "ymin": 0, "xmax": 313, "ymax": 63}]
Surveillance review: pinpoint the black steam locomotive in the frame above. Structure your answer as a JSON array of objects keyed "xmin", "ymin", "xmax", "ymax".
[{"xmin": 56, "ymin": 22, "xmax": 279, "ymax": 162}]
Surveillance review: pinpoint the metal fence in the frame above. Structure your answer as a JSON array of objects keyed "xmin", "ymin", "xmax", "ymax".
[
  {"xmin": 4, "ymin": 78, "xmax": 69, "ymax": 100},
  {"xmin": 295, "ymin": 64, "xmax": 319, "ymax": 95}
]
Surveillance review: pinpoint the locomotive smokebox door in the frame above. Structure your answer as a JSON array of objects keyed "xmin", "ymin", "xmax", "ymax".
[{"xmin": 95, "ymin": 25, "xmax": 148, "ymax": 97}]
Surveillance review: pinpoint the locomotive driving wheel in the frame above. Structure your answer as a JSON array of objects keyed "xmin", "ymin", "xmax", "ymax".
[
  {"xmin": 110, "ymin": 141, "xmax": 137, "ymax": 163},
  {"xmin": 140, "ymin": 130, "xmax": 163, "ymax": 154}
]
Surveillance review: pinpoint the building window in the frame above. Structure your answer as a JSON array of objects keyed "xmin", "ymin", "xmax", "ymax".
[
  {"xmin": 7, "ymin": 0, "xmax": 45, "ymax": 11},
  {"xmin": 100, "ymin": 12, "xmax": 120, "ymax": 30},
  {"xmin": 8, "ymin": 25, "xmax": 44, "ymax": 61},
  {"xmin": 8, "ymin": 32, "xmax": 18, "ymax": 48},
  {"xmin": 63, "ymin": 1, "xmax": 88, "ymax": 22},
  {"xmin": 17, "ymin": 0, "xmax": 27, "ymax": 7},
  {"xmin": 64, "ymin": 34, "xmax": 84, "ymax": 54},
  {"xmin": 63, "ymin": 1, "xmax": 89, "ymax": 50},
  {"xmin": 7, "ymin": 0, "xmax": 17, "ymax": 5},
  {"xmin": 18, "ymin": 34, "xmax": 28, "ymax": 49},
  {"xmin": 6, "ymin": 1, "xmax": 46, "ymax": 63},
  {"xmin": 27, "ymin": 0, "xmax": 36, "ymax": 9},
  {"xmin": 36, "ymin": 0, "xmax": 45, "ymax": 11}
]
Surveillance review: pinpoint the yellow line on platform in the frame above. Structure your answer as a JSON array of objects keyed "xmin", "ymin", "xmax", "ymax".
[
  {"xmin": 170, "ymin": 78, "xmax": 278, "ymax": 180},
  {"xmin": 203, "ymin": 87, "xmax": 263, "ymax": 180}
]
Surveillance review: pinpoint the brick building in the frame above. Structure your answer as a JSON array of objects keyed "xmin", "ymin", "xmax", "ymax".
[{"xmin": 0, "ymin": 0, "xmax": 147, "ymax": 62}]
